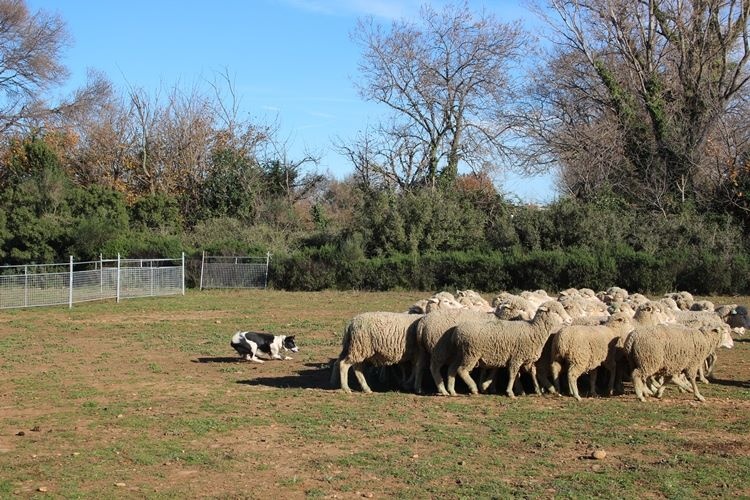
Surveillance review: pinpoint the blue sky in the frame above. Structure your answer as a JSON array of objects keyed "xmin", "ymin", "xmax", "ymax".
[{"xmin": 27, "ymin": 0, "xmax": 556, "ymax": 203}]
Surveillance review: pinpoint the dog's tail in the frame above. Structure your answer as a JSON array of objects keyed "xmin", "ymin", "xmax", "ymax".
[{"xmin": 329, "ymin": 321, "xmax": 353, "ymax": 386}]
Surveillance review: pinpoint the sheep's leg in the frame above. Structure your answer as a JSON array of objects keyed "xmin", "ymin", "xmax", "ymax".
[
  {"xmin": 456, "ymin": 363, "xmax": 479, "ymax": 395},
  {"xmin": 430, "ymin": 359, "xmax": 449, "ymax": 396},
  {"xmin": 329, "ymin": 359, "xmax": 340, "ymax": 386},
  {"xmin": 698, "ymin": 362, "xmax": 710, "ymax": 385},
  {"xmin": 632, "ymin": 369, "xmax": 648, "ymax": 402},
  {"xmin": 535, "ymin": 362, "xmax": 555, "ymax": 394},
  {"xmin": 506, "ymin": 361, "xmax": 523, "ymax": 399},
  {"xmin": 479, "ymin": 368, "xmax": 497, "ymax": 393},
  {"xmin": 446, "ymin": 360, "xmax": 459, "ymax": 396},
  {"xmin": 605, "ymin": 361, "xmax": 617, "ymax": 396},
  {"xmin": 685, "ymin": 369, "xmax": 706, "ymax": 402},
  {"xmin": 529, "ymin": 364, "xmax": 542, "ymax": 395},
  {"xmin": 669, "ymin": 373, "xmax": 695, "ymax": 394},
  {"xmin": 338, "ymin": 359, "xmax": 352, "ymax": 393},
  {"xmin": 704, "ymin": 353, "xmax": 717, "ymax": 378},
  {"xmin": 550, "ymin": 360, "xmax": 562, "ymax": 395},
  {"xmin": 413, "ymin": 350, "xmax": 427, "ymax": 394},
  {"xmin": 588, "ymin": 368, "xmax": 598, "ymax": 398},
  {"xmin": 352, "ymin": 363, "xmax": 372, "ymax": 394},
  {"xmin": 567, "ymin": 366, "xmax": 583, "ymax": 401}
]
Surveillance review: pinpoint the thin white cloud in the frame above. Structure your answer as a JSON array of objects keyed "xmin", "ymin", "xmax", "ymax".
[
  {"xmin": 281, "ymin": 0, "xmax": 420, "ymax": 19},
  {"xmin": 308, "ymin": 110, "xmax": 336, "ymax": 119}
]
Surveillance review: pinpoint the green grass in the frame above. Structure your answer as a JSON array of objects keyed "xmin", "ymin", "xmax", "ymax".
[{"xmin": 0, "ymin": 289, "xmax": 749, "ymax": 498}]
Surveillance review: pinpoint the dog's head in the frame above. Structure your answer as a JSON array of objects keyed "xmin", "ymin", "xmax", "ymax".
[{"xmin": 283, "ymin": 335, "xmax": 299, "ymax": 352}]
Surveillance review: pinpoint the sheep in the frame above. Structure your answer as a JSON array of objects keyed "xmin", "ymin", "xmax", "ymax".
[
  {"xmin": 456, "ymin": 290, "xmax": 494, "ymax": 312},
  {"xmin": 664, "ymin": 291, "xmax": 694, "ymax": 310},
  {"xmin": 624, "ymin": 323, "xmax": 734, "ymax": 402},
  {"xmin": 446, "ymin": 300, "xmax": 573, "ymax": 398},
  {"xmin": 495, "ymin": 295, "xmax": 537, "ymax": 321},
  {"xmin": 599, "ymin": 286, "xmax": 628, "ymax": 304},
  {"xmin": 627, "ymin": 293, "xmax": 650, "ymax": 308},
  {"xmin": 691, "ymin": 300, "xmax": 715, "ymax": 312},
  {"xmin": 549, "ymin": 312, "xmax": 634, "ymax": 400},
  {"xmin": 579, "ymin": 288, "xmax": 598, "ymax": 299},
  {"xmin": 333, "ymin": 312, "xmax": 424, "ymax": 393},
  {"xmin": 714, "ymin": 304, "xmax": 750, "ymax": 335},
  {"xmin": 659, "ymin": 297, "xmax": 680, "ymax": 312},
  {"xmin": 632, "ymin": 301, "xmax": 672, "ymax": 326},
  {"xmin": 520, "ymin": 289, "xmax": 552, "ymax": 310},
  {"xmin": 607, "ymin": 301, "xmax": 636, "ymax": 318},
  {"xmin": 412, "ymin": 308, "xmax": 498, "ymax": 395}
]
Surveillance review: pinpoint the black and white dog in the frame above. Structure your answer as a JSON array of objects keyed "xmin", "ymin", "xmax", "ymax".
[{"xmin": 230, "ymin": 331, "xmax": 298, "ymax": 363}]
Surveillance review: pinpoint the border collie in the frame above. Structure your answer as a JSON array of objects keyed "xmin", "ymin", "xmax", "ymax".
[{"xmin": 230, "ymin": 331, "xmax": 298, "ymax": 363}]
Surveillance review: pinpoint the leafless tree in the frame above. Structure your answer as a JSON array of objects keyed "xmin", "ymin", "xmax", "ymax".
[
  {"xmin": 0, "ymin": 0, "xmax": 70, "ymax": 133},
  {"xmin": 525, "ymin": 0, "xmax": 750, "ymax": 212},
  {"xmin": 351, "ymin": 1, "xmax": 527, "ymax": 189}
]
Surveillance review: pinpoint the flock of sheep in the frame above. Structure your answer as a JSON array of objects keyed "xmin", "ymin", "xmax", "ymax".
[{"xmin": 330, "ymin": 287, "xmax": 748, "ymax": 402}]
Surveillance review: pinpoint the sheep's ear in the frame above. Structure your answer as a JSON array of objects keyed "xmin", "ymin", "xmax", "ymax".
[
  {"xmin": 731, "ymin": 309, "xmax": 738, "ymax": 315},
  {"xmin": 538, "ymin": 305, "xmax": 549, "ymax": 312}
]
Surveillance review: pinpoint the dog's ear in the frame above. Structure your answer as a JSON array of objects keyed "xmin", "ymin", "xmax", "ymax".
[{"xmin": 287, "ymin": 335, "xmax": 295, "ymax": 342}]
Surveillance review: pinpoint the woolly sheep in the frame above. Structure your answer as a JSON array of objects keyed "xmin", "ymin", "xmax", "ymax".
[
  {"xmin": 624, "ymin": 323, "xmax": 734, "ymax": 402},
  {"xmin": 690, "ymin": 300, "xmax": 715, "ymax": 312},
  {"xmin": 600, "ymin": 286, "xmax": 628, "ymax": 304},
  {"xmin": 627, "ymin": 293, "xmax": 650, "ymax": 307},
  {"xmin": 495, "ymin": 295, "xmax": 537, "ymax": 321},
  {"xmin": 665, "ymin": 291, "xmax": 694, "ymax": 310},
  {"xmin": 446, "ymin": 300, "xmax": 573, "ymax": 398},
  {"xmin": 550, "ymin": 312, "xmax": 634, "ymax": 400},
  {"xmin": 714, "ymin": 304, "xmax": 750, "ymax": 335},
  {"xmin": 456, "ymin": 290, "xmax": 493, "ymax": 312},
  {"xmin": 520, "ymin": 289, "xmax": 552, "ymax": 310},
  {"xmin": 413, "ymin": 308, "xmax": 498, "ymax": 395},
  {"xmin": 632, "ymin": 301, "xmax": 672, "ymax": 326},
  {"xmin": 333, "ymin": 312, "xmax": 424, "ymax": 393},
  {"xmin": 607, "ymin": 301, "xmax": 636, "ymax": 318}
]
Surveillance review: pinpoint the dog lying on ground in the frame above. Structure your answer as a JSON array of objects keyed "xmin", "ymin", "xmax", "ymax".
[{"xmin": 230, "ymin": 331, "xmax": 298, "ymax": 363}]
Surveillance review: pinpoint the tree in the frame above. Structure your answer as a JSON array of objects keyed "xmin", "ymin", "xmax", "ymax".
[
  {"xmin": 526, "ymin": 0, "xmax": 750, "ymax": 213},
  {"xmin": 351, "ymin": 2, "xmax": 527, "ymax": 189},
  {"xmin": 0, "ymin": 0, "xmax": 69, "ymax": 133}
]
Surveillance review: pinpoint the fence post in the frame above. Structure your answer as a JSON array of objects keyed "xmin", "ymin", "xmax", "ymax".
[
  {"xmin": 181, "ymin": 252, "xmax": 185, "ymax": 295},
  {"xmin": 264, "ymin": 252, "xmax": 271, "ymax": 289},
  {"xmin": 99, "ymin": 254, "xmax": 103, "ymax": 297},
  {"xmin": 24, "ymin": 265, "xmax": 28, "ymax": 308},
  {"xmin": 150, "ymin": 259, "xmax": 154, "ymax": 296},
  {"xmin": 116, "ymin": 253, "xmax": 121, "ymax": 303},
  {"xmin": 199, "ymin": 251, "xmax": 205, "ymax": 290},
  {"xmin": 69, "ymin": 256, "xmax": 74, "ymax": 309}
]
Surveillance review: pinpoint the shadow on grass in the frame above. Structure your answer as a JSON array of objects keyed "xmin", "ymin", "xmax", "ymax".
[
  {"xmin": 237, "ymin": 362, "xmax": 335, "ymax": 390},
  {"xmin": 193, "ymin": 356, "xmax": 245, "ymax": 363},
  {"xmin": 708, "ymin": 378, "xmax": 750, "ymax": 389}
]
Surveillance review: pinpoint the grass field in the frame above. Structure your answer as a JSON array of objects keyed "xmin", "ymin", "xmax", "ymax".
[{"xmin": 1, "ymin": 289, "xmax": 749, "ymax": 498}]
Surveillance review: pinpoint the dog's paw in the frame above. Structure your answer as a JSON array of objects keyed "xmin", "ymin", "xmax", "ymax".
[{"xmin": 284, "ymin": 356, "xmax": 292, "ymax": 360}]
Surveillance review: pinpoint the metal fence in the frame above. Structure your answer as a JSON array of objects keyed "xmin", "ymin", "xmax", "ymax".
[
  {"xmin": 199, "ymin": 253, "xmax": 270, "ymax": 290},
  {"xmin": 0, "ymin": 254, "xmax": 185, "ymax": 310}
]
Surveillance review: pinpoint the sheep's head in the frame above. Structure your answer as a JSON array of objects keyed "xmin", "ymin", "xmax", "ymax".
[
  {"xmin": 536, "ymin": 300, "xmax": 573, "ymax": 326},
  {"xmin": 605, "ymin": 312, "xmax": 633, "ymax": 333},
  {"xmin": 727, "ymin": 305, "xmax": 750, "ymax": 331},
  {"xmin": 702, "ymin": 324, "xmax": 734, "ymax": 350}
]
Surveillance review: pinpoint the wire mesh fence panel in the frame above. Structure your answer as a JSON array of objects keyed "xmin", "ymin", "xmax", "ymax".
[
  {"xmin": 200, "ymin": 255, "xmax": 269, "ymax": 289},
  {"xmin": 0, "ymin": 255, "xmax": 184, "ymax": 310},
  {"xmin": 119, "ymin": 261, "xmax": 183, "ymax": 299}
]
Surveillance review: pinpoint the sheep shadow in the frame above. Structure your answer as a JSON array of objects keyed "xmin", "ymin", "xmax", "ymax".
[
  {"xmin": 237, "ymin": 362, "xmax": 335, "ymax": 390},
  {"xmin": 707, "ymin": 378, "xmax": 750, "ymax": 389}
]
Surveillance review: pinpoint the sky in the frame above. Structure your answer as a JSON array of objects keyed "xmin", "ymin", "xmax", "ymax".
[{"xmin": 26, "ymin": 0, "xmax": 557, "ymax": 203}]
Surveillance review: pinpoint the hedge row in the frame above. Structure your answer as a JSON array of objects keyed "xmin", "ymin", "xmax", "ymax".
[{"xmin": 269, "ymin": 246, "xmax": 750, "ymax": 295}]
